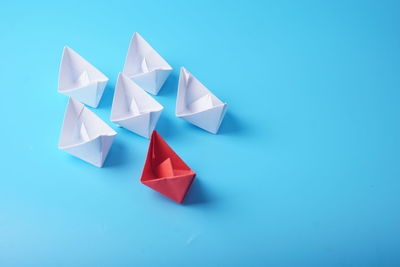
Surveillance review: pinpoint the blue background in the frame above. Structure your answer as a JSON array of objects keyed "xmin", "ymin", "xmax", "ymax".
[{"xmin": 1, "ymin": 0, "xmax": 399, "ymax": 266}]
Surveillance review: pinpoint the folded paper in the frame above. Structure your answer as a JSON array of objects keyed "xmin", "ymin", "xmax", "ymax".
[
  {"xmin": 123, "ymin": 33, "xmax": 172, "ymax": 95},
  {"xmin": 58, "ymin": 46, "xmax": 109, "ymax": 108},
  {"xmin": 59, "ymin": 98, "xmax": 117, "ymax": 167},
  {"xmin": 176, "ymin": 67, "xmax": 227, "ymax": 134},
  {"xmin": 140, "ymin": 131, "xmax": 196, "ymax": 203},
  {"xmin": 110, "ymin": 73, "xmax": 163, "ymax": 138}
]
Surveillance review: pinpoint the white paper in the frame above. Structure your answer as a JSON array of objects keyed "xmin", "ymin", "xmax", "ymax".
[
  {"xmin": 58, "ymin": 46, "xmax": 109, "ymax": 108},
  {"xmin": 176, "ymin": 67, "xmax": 227, "ymax": 134},
  {"xmin": 110, "ymin": 73, "xmax": 163, "ymax": 138},
  {"xmin": 59, "ymin": 98, "xmax": 117, "ymax": 167},
  {"xmin": 123, "ymin": 33, "xmax": 172, "ymax": 95}
]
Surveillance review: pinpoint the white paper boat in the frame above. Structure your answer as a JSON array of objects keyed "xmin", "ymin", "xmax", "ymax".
[
  {"xmin": 123, "ymin": 33, "xmax": 172, "ymax": 95},
  {"xmin": 176, "ymin": 67, "xmax": 227, "ymax": 134},
  {"xmin": 59, "ymin": 98, "xmax": 117, "ymax": 167},
  {"xmin": 58, "ymin": 46, "xmax": 109, "ymax": 108},
  {"xmin": 110, "ymin": 73, "xmax": 163, "ymax": 138}
]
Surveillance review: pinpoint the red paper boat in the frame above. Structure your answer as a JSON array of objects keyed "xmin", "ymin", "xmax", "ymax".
[{"xmin": 140, "ymin": 130, "xmax": 196, "ymax": 203}]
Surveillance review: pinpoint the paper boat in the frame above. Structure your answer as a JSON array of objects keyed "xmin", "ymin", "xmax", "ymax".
[
  {"xmin": 58, "ymin": 46, "xmax": 109, "ymax": 108},
  {"xmin": 123, "ymin": 33, "xmax": 172, "ymax": 95},
  {"xmin": 140, "ymin": 131, "xmax": 196, "ymax": 203},
  {"xmin": 110, "ymin": 73, "xmax": 163, "ymax": 138},
  {"xmin": 59, "ymin": 98, "xmax": 117, "ymax": 167},
  {"xmin": 176, "ymin": 67, "xmax": 228, "ymax": 134}
]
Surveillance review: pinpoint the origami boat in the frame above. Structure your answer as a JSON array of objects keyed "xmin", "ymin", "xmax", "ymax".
[
  {"xmin": 58, "ymin": 46, "xmax": 109, "ymax": 108},
  {"xmin": 123, "ymin": 33, "xmax": 172, "ymax": 95},
  {"xmin": 110, "ymin": 73, "xmax": 163, "ymax": 138},
  {"xmin": 140, "ymin": 131, "xmax": 196, "ymax": 203},
  {"xmin": 59, "ymin": 98, "xmax": 117, "ymax": 167},
  {"xmin": 176, "ymin": 67, "xmax": 228, "ymax": 134}
]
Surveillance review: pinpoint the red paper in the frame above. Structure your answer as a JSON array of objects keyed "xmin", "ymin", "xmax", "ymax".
[{"xmin": 140, "ymin": 130, "xmax": 196, "ymax": 203}]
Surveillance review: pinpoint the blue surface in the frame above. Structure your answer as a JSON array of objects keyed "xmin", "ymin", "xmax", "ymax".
[{"xmin": 1, "ymin": 1, "xmax": 400, "ymax": 266}]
